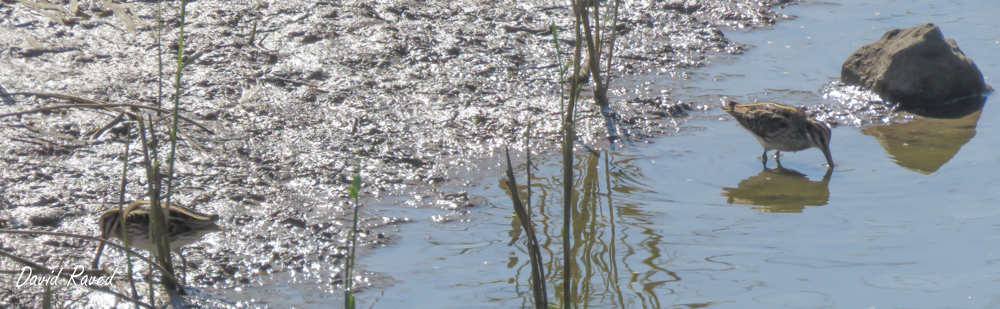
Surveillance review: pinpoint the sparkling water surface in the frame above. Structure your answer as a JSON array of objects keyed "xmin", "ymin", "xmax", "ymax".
[{"xmin": 362, "ymin": 1, "xmax": 1000, "ymax": 308}]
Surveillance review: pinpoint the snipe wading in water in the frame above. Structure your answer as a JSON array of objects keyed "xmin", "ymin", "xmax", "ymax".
[{"xmin": 723, "ymin": 100, "xmax": 834, "ymax": 169}]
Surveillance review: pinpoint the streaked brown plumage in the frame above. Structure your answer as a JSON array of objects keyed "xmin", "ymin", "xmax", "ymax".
[
  {"xmin": 723, "ymin": 101, "xmax": 834, "ymax": 168},
  {"xmin": 98, "ymin": 200, "xmax": 225, "ymax": 254}
]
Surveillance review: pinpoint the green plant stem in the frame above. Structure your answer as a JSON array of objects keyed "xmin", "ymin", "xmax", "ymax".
[
  {"xmin": 137, "ymin": 117, "xmax": 183, "ymax": 296},
  {"xmin": 160, "ymin": 0, "xmax": 190, "ymax": 295},
  {"xmin": 117, "ymin": 124, "xmax": 138, "ymax": 299},
  {"xmin": 345, "ymin": 196, "xmax": 360, "ymax": 309},
  {"xmin": 148, "ymin": 165, "xmax": 179, "ymax": 293},
  {"xmin": 526, "ymin": 123, "xmax": 532, "ymax": 213},
  {"xmin": 562, "ymin": 122, "xmax": 575, "ymax": 309},
  {"xmin": 157, "ymin": 0, "xmax": 163, "ymax": 112},
  {"xmin": 164, "ymin": 0, "xmax": 188, "ymax": 246},
  {"xmin": 136, "ymin": 115, "xmax": 156, "ymax": 304},
  {"xmin": 604, "ymin": 0, "xmax": 623, "ymax": 86},
  {"xmin": 345, "ymin": 156, "xmax": 362, "ymax": 309},
  {"xmin": 551, "ymin": 23, "xmax": 565, "ymax": 120},
  {"xmin": 564, "ymin": 1, "xmax": 586, "ymax": 307}
]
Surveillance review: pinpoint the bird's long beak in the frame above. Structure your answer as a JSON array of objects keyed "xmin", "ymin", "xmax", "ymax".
[{"xmin": 822, "ymin": 145, "xmax": 834, "ymax": 169}]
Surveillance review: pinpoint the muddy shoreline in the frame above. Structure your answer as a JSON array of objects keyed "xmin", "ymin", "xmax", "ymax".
[{"xmin": 1, "ymin": 0, "xmax": 800, "ymax": 307}]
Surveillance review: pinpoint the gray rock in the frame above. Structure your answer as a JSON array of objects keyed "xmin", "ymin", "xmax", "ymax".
[{"xmin": 841, "ymin": 22, "xmax": 992, "ymax": 116}]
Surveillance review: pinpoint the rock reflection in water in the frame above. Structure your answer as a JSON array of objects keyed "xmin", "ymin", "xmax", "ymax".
[
  {"xmin": 862, "ymin": 107, "xmax": 983, "ymax": 174},
  {"xmin": 722, "ymin": 165, "xmax": 832, "ymax": 213}
]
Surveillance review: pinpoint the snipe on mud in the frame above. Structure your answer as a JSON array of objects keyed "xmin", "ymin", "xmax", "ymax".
[
  {"xmin": 98, "ymin": 201, "xmax": 226, "ymax": 253},
  {"xmin": 97, "ymin": 200, "xmax": 226, "ymax": 282},
  {"xmin": 723, "ymin": 100, "xmax": 834, "ymax": 168}
]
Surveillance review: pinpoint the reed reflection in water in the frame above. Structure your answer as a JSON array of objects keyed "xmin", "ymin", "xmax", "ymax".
[{"xmin": 501, "ymin": 151, "xmax": 704, "ymax": 308}]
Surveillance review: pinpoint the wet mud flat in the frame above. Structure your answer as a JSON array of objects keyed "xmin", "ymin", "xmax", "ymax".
[{"xmin": 1, "ymin": 0, "xmax": 796, "ymax": 307}]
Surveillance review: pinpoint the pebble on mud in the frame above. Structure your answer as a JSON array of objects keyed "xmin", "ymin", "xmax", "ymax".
[{"xmin": 29, "ymin": 215, "xmax": 61, "ymax": 227}]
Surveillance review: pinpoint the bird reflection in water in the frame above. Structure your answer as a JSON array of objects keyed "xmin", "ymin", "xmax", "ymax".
[{"xmin": 721, "ymin": 163, "xmax": 832, "ymax": 213}]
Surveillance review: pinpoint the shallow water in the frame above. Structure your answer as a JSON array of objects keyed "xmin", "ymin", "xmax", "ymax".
[{"xmin": 358, "ymin": 0, "xmax": 1000, "ymax": 308}]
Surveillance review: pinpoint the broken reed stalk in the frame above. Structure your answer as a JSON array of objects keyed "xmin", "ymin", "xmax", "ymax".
[
  {"xmin": 504, "ymin": 148, "xmax": 548, "ymax": 309},
  {"xmin": 42, "ymin": 280, "xmax": 52, "ymax": 309},
  {"xmin": 345, "ymin": 155, "xmax": 362, "ymax": 309},
  {"xmin": 579, "ymin": 0, "xmax": 609, "ymax": 108},
  {"xmin": 0, "ymin": 97, "xmax": 214, "ymax": 134}
]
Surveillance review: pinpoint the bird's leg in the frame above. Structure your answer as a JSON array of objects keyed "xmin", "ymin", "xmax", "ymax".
[
  {"xmin": 774, "ymin": 150, "xmax": 782, "ymax": 165},
  {"xmin": 178, "ymin": 250, "xmax": 187, "ymax": 286},
  {"xmin": 145, "ymin": 264, "xmax": 154, "ymax": 281},
  {"xmin": 143, "ymin": 251, "xmax": 154, "ymax": 281},
  {"xmin": 91, "ymin": 242, "xmax": 106, "ymax": 269},
  {"xmin": 761, "ymin": 150, "xmax": 769, "ymax": 167}
]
